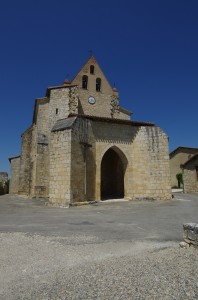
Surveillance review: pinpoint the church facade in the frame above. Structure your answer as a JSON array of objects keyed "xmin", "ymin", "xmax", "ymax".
[{"xmin": 9, "ymin": 56, "xmax": 171, "ymax": 205}]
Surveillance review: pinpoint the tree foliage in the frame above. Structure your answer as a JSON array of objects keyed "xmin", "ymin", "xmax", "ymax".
[
  {"xmin": 0, "ymin": 182, "xmax": 4, "ymax": 195},
  {"xmin": 0, "ymin": 180, "xmax": 9, "ymax": 195},
  {"xmin": 176, "ymin": 173, "xmax": 183, "ymax": 188}
]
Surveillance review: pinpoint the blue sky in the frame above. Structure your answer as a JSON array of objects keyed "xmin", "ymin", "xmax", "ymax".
[{"xmin": 1, "ymin": 0, "xmax": 198, "ymax": 175}]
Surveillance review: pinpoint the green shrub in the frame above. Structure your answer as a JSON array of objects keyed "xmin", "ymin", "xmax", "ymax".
[
  {"xmin": 5, "ymin": 180, "xmax": 9, "ymax": 194},
  {"xmin": 176, "ymin": 173, "xmax": 183, "ymax": 188},
  {"xmin": 0, "ymin": 182, "xmax": 4, "ymax": 195}
]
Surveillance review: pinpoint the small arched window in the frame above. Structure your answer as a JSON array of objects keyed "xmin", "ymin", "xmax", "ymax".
[
  {"xmin": 96, "ymin": 78, "xmax": 101, "ymax": 92},
  {"xmin": 82, "ymin": 75, "xmax": 88, "ymax": 89},
  {"xmin": 90, "ymin": 65, "xmax": 94, "ymax": 74}
]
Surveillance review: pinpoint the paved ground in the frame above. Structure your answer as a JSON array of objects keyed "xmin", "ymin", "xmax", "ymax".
[
  {"xmin": 0, "ymin": 193, "xmax": 198, "ymax": 299},
  {"xmin": 1, "ymin": 193, "xmax": 198, "ymax": 243}
]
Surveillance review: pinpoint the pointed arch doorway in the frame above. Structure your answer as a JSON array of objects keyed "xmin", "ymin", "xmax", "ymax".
[{"xmin": 100, "ymin": 147, "xmax": 127, "ymax": 200}]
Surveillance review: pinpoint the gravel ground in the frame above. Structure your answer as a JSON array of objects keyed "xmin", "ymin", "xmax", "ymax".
[{"xmin": 0, "ymin": 232, "xmax": 197, "ymax": 300}]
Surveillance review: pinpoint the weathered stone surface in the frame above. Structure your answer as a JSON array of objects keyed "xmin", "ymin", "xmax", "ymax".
[
  {"xmin": 69, "ymin": 87, "xmax": 79, "ymax": 114},
  {"xmin": 169, "ymin": 147, "xmax": 198, "ymax": 187},
  {"xmin": 51, "ymin": 117, "xmax": 77, "ymax": 132},
  {"xmin": 110, "ymin": 95, "xmax": 120, "ymax": 118},
  {"xmin": 183, "ymin": 223, "xmax": 198, "ymax": 246},
  {"xmin": 9, "ymin": 55, "xmax": 172, "ymax": 206},
  {"xmin": 37, "ymin": 133, "xmax": 48, "ymax": 145},
  {"xmin": 183, "ymin": 155, "xmax": 198, "ymax": 193},
  {"xmin": 9, "ymin": 158, "xmax": 20, "ymax": 194},
  {"xmin": 179, "ymin": 241, "xmax": 190, "ymax": 248}
]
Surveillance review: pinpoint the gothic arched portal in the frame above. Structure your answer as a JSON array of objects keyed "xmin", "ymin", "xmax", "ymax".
[{"xmin": 100, "ymin": 147, "xmax": 127, "ymax": 200}]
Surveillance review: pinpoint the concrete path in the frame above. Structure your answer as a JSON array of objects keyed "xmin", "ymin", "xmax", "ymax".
[{"xmin": 0, "ymin": 193, "xmax": 197, "ymax": 243}]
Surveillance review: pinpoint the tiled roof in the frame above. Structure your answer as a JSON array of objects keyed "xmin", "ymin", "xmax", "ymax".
[
  {"xmin": 51, "ymin": 117, "xmax": 77, "ymax": 132},
  {"xmin": 182, "ymin": 152, "xmax": 198, "ymax": 167},
  {"xmin": 170, "ymin": 146, "xmax": 198, "ymax": 158},
  {"xmin": 119, "ymin": 106, "xmax": 132, "ymax": 116},
  {"xmin": 51, "ymin": 114, "xmax": 155, "ymax": 133},
  {"xmin": 45, "ymin": 84, "xmax": 78, "ymax": 97},
  {"xmin": 8, "ymin": 155, "xmax": 21, "ymax": 163},
  {"xmin": 69, "ymin": 114, "xmax": 155, "ymax": 126}
]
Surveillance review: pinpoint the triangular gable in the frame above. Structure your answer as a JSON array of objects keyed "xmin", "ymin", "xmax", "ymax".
[{"xmin": 71, "ymin": 55, "xmax": 113, "ymax": 93}]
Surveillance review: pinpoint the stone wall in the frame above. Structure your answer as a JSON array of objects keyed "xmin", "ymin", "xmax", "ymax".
[
  {"xmin": 36, "ymin": 101, "xmax": 49, "ymax": 135},
  {"xmin": 70, "ymin": 118, "xmax": 96, "ymax": 203},
  {"xmin": 183, "ymin": 156, "xmax": 198, "ymax": 193},
  {"xmin": 92, "ymin": 122, "xmax": 171, "ymax": 201},
  {"xmin": 77, "ymin": 88, "xmax": 130, "ymax": 119},
  {"xmin": 78, "ymin": 88, "xmax": 113, "ymax": 118},
  {"xmin": 130, "ymin": 126, "xmax": 171, "ymax": 200},
  {"xmin": 93, "ymin": 122, "xmax": 133, "ymax": 201},
  {"xmin": 34, "ymin": 143, "xmax": 49, "ymax": 197},
  {"xmin": 49, "ymin": 130, "xmax": 72, "ymax": 206},
  {"xmin": 10, "ymin": 56, "xmax": 171, "ymax": 205},
  {"xmin": 14, "ymin": 116, "xmax": 171, "ymax": 204},
  {"xmin": 170, "ymin": 149, "xmax": 198, "ymax": 187},
  {"xmin": 72, "ymin": 56, "xmax": 113, "ymax": 97},
  {"xmin": 9, "ymin": 159, "xmax": 20, "ymax": 194},
  {"xmin": 29, "ymin": 125, "xmax": 38, "ymax": 197},
  {"xmin": 63, "ymin": 119, "xmax": 172, "ymax": 204},
  {"xmin": 18, "ymin": 127, "xmax": 33, "ymax": 195},
  {"xmin": 49, "ymin": 88, "xmax": 70, "ymax": 130},
  {"xmin": 71, "ymin": 55, "xmax": 130, "ymax": 120}
]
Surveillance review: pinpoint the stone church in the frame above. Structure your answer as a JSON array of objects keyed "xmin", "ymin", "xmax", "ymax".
[{"xmin": 9, "ymin": 56, "xmax": 171, "ymax": 205}]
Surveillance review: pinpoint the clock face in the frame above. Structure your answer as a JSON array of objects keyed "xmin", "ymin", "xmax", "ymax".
[{"xmin": 88, "ymin": 96, "xmax": 96, "ymax": 105}]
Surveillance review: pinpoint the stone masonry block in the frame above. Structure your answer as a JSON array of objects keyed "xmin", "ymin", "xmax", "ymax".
[{"xmin": 183, "ymin": 223, "xmax": 198, "ymax": 245}]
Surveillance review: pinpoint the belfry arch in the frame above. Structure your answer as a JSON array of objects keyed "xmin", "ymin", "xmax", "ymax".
[{"xmin": 100, "ymin": 146, "xmax": 128, "ymax": 200}]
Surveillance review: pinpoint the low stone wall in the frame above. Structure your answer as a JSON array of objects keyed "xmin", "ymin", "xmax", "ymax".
[{"xmin": 183, "ymin": 223, "xmax": 198, "ymax": 247}]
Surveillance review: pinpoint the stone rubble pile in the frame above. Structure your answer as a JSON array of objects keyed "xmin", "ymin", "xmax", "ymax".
[{"xmin": 182, "ymin": 223, "xmax": 198, "ymax": 248}]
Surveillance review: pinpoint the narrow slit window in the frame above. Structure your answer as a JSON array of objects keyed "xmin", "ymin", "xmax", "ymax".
[
  {"xmin": 96, "ymin": 78, "xmax": 101, "ymax": 92},
  {"xmin": 90, "ymin": 65, "xmax": 94, "ymax": 74},
  {"xmin": 82, "ymin": 75, "xmax": 88, "ymax": 89},
  {"xmin": 56, "ymin": 108, "xmax": 58, "ymax": 115}
]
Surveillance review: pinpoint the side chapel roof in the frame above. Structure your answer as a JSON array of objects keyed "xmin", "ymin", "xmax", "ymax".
[
  {"xmin": 182, "ymin": 152, "xmax": 198, "ymax": 167},
  {"xmin": 51, "ymin": 114, "xmax": 155, "ymax": 132},
  {"xmin": 170, "ymin": 146, "xmax": 198, "ymax": 159}
]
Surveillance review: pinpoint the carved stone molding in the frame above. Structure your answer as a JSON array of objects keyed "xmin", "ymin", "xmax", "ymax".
[
  {"xmin": 69, "ymin": 87, "xmax": 79, "ymax": 114},
  {"xmin": 110, "ymin": 95, "xmax": 120, "ymax": 118}
]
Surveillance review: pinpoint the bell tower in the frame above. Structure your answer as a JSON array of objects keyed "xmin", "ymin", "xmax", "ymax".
[{"xmin": 71, "ymin": 55, "xmax": 120, "ymax": 118}]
